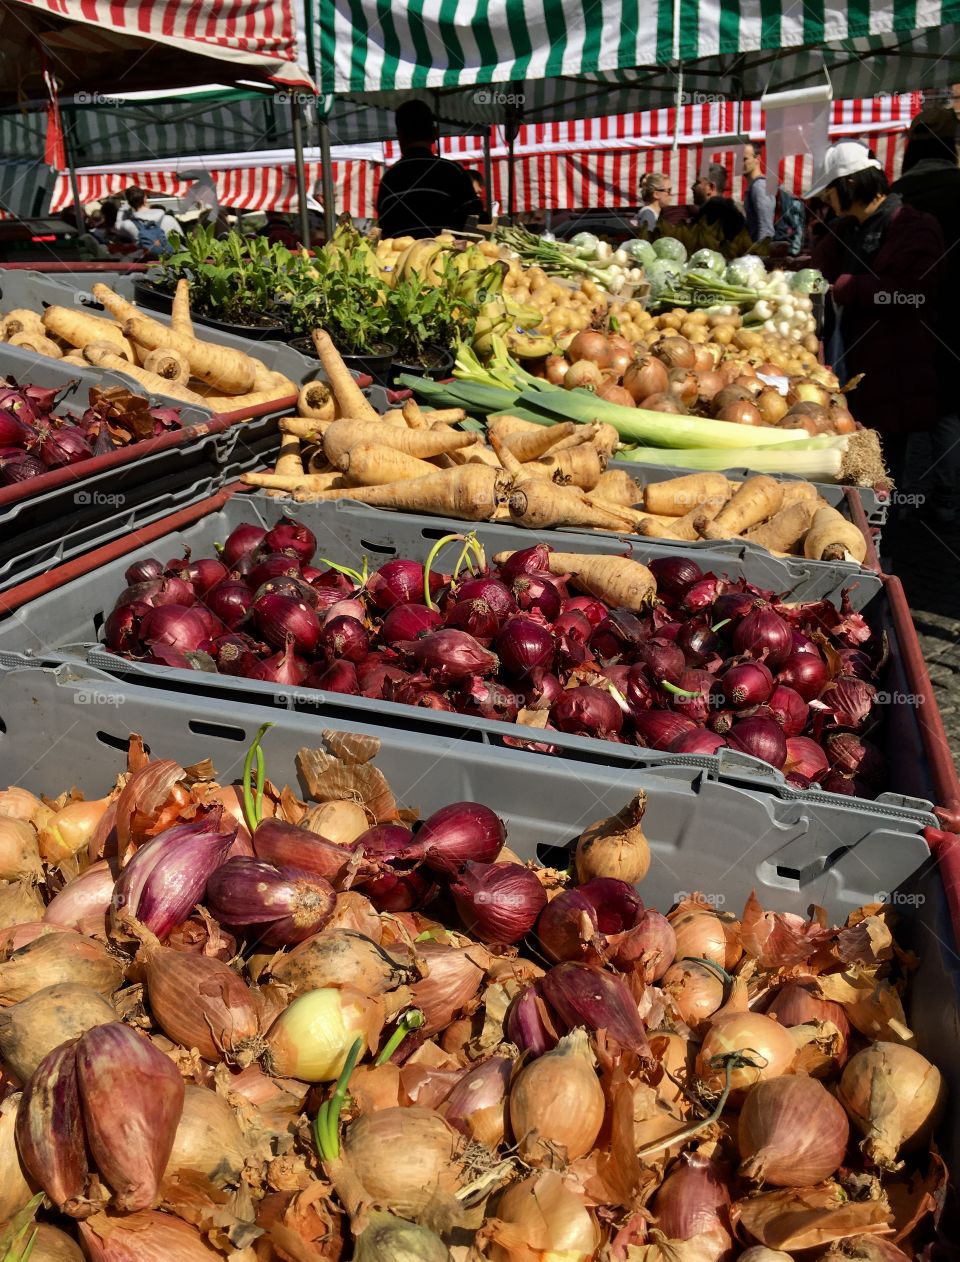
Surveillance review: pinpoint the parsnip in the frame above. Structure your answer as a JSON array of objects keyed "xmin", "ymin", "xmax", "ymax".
[
  {"xmin": 82, "ymin": 345, "xmax": 206, "ymax": 404},
  {"xmin": 123, "ymin": 315, "xmax": 258, "ymax": 395},
  {"xmin": 337, "ymin": 442, "xmax": 437, "ymax": 486},
  {"xmin": 698, "ymin": 476, "xmax": 784, "ymax": 540},
  {"xmin": 643, "ymin": 473, "xmax": 731, "ymax": 516},
  {"xmin": 803, "ymin": 506, "xmax": 868, "ymax": 564},
  {"xmin": 493, "ymin": 549, "xmax": 657, "ymax": 612},
  {"xmin": 744, "ymin": 500, "xmax": 818, "ymax": 552},
  {"xmin": 322, "ymin": 419, "xmax": 473, "ymax": 465}
]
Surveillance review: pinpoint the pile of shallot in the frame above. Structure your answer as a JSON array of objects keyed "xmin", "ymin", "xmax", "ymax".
[
  {"xmin": 0, "ymin": 728, "xmax": 945, "ymax": 1260},
  {"xmin": 0, "ymin": 382, "xmax": 181, "ymax": 487},
  {"xmin": 102, "ymin": 519, "xmax": 889, "ymax": 798}
]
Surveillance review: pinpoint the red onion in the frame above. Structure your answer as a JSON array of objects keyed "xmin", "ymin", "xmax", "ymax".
[
  {"xmin": 253, "ymin": 818, "xmax": 357, "ymax": 884},
  {"xmin": 169, "ymin": 557, "xmax": 228, "ymax": 594},
  {"xmin": 669, "ymin": 668, "xmax": 714, "ymax": 722},
  {"xmin": 253, "ymin": 574, "xmax": 319, "ymax": 606},
  {"xmin": 732, "ymin": 604, "xmax": 793, "ymax": 669},
  {"xmin": 356, "ymin": 652, "xmax": 408, "ymax": 697},
  {"xmin": 681, "ymin": 576, "xmax": 722, "ymax": 612},
  {"xmin": 551, "ymin": 686, "xmax": 623, "ymax": 739},
  {"xmin": 453, "ymin": 577, "xmax": 516, "ymax": 620},
  {"xmin": 537, "ymin": 889, "xmax": 600, "ymax": 962},
  {"xmin": 103, "ymin": 602, "xmax": 151, "ymax": 654},
  {"xmin": 247, "ymin": 636, "xmax": 309, "ymax": 685},
  {"xmin": 506, "ymin": 982, "xmax": 561, "ymax": 1056},
  {"xmin": 670, "ymin": 729, "xmax": 726, "ymax": 755},
  {"xmin": 214, "ymin": 634, "xmax": 263, "ymax": 677},
  {"xmin": 590, "ymin": 614, "xmax": 638, "ymax": 661},
  {"xmin": 510, "ymin": 571, "xmax": 564, "ymax": 621},
  {"xmin": 707, "ymin": 707, "xmax": 734, "ymax": 735},
  {"xmin": 205, "ymin": 857, "xmax": 335, "ymax": 946},
  {"xmin": 825, "ymin": 732, "xmax": 885, "ymax": 784},
  {"xmin": 399, "ymin": 629, "xmax": 498, "ymax": 685},
  {"xmin": 767, "ymin": 684, "xmax": 809, "ymax": 736},
  {"xmin": 541, "ymin": 961, "xmax": 650, "ymax": 1054},
  {"xmin": 635, "ymin": 637, "xmax": 685, "ymax": 686},
  {"xmin": 562, "ymin": 595, "xmax": 606, "ymax": 626},
  {"xmin": 784, "ymin": 736, "xmax": 829, "ymax": 782},
  {"xmin": 495, "ymin": 616, "xmax": 555, "ymax": 677},
  {"xmin": 633, "ymin": 711, "xmax": 696, "ymax": 750},
  {"xmin": 263, "ymin": 517, "xmax": 316, "ymax": 564},
  {"xmin": 727, "ymin": 716, "xmax": 788, "ymax": 768},
  {"xmin": 778, "ymin": 650, "xmax": 830, "ymax": 701},
  {"xmin": 721, "ymin": 659, "xmax": 774, "ymax": 709},
  {"xmin": 253, "ymin": 593, "xmax": 319, "ymax": 655},
  {"xmin": 317, "ymin": 615, "xmax": 369, "ymax": 663},
  {"xmin": 205, "ymin": 580, "xmax": 254, "ymax": 630},
  {"xmin": 380, "ymin": 603, "xmax": 442, "ymax": 644},
  {"xmin": 445, "ymin": 597, "xmax": 502, "ymax": 642},
  {"xmin": 221, "ymin": 523, "xmax": 267, "ymax": 567},
  {"xmin": 0, "ymin": 407, "xmax": 32, "ymax": 447},
  {"xmin": 192, "ymin": 605, "xmax": 225, "ymax": 640},
  {"xmin": 791, "ymin": 629, "xmax": 821, "ymax": 655},
  {"xmin": 36, "ymin": 424, "xmax": 92, "ymax": 468},
  {"xmin": 553, "ymin": 610, "xmax": 593, "ymax": 663},
  {"xmin": 624, "ymin": 664, "xmax": 657, "ymax": 715},
  {"xmin": 676, "ymin": 619, "xmax": 719, "ymax": 665},
  {"xmin": 456, "ymin": 678, "xmax": 520, "ymax": 723},
  {"xmin": 322, "ymin": 597, "xmax": 365, "ymax": 626},
  {"xmin": 124, "ymin": 558, "xmax": 164, "ymax": 585},
  {"xmin": 713, "ymin": 588, "xmax": 759, "ymax": 623},
  {"xmin": 652, "ymin": 1152, "xmax": 731, "ymax": 1243},
  {"xmin": 248, "ymin": 552, "xmax": 302, "ymax": 591},
  {"xmin": 416, "ymin": 802, "xmax": 506, "ymax": 876},
  {"xmin": 113, "ymin": 813, "xmax": 236, "ymax": 938},
  {"xmin": 140, "ymin": 605, "xmax": 209, "ymax": 653},
  {"xmin": 838, "ymin": 646, "xmax": 875, "ymax": 679},
  {"xmin": 368, "ymin": 559, "xmax": 442, "ymax": 611},
  {"xmin": 520, "ymin": 669, "xmax": 563, "ymax": 711},
  {"xmin": 820, "ymin": 675, "xmax": 877, "ymax": 729},
  {"xmin": 451, "ymin": 862, "xmax": 546, "ymax": 943},
  {"xmin": 0, "ymin": 453, "xmax": 45, "ymax": 483},
  {"xmin": 304, "ymin": 659, "xmax": 359, "ymax": 693},
  {"xmin": 648, "ymin": 555, "xmax": 703, "ymax": 601},
  {"xmin": 496, "ymin": 543, "xmax": 551, "ymax": 580},
  {"xmin": 354, "ymin": 824, "xmax": 433, "ymax": 911}
]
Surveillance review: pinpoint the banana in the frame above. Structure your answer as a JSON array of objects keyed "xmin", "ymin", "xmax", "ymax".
[
  {"xmin": 505, "ymin": 301, "xmax": 544, "ymax": 328},
  {"xmin": 505, "ymin": 331, "xmax": 556, "ymax": 359},
  {"xmin": 401, "ymin": 240, "xmax": 444, "ymax": 282}
]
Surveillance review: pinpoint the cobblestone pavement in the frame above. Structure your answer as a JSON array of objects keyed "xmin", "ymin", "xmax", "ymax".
[{"xmin": 886, "ymin": 437, "xmax": 960, "ymax": 765}]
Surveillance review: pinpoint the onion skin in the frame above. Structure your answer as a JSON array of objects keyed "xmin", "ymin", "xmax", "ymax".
[
  {"xmin": 490, "ymin": 1170, "xmax": 601, "ymax": 1261},
  {"xmin": 79, "ymin": 1210, "xmax": 222, "ymax": 1260},
  {"xmin": 442, "ymin": 1056, "xmax": 512, "ymax": 1146},
  {"xmin": 838, "ymin": 1041, "xmax": 945, "ymax": 1168},
  {"xmin": 0, "ymin": 983, "xmax": 116, "ymax": 1082},
  {"xmin": 738, "ymin": 1075, "xmax": 850, "ymax": 1185},
  {"xmin": 15, "ymin": 1040, "xmax": 96, "ymax": 1218},
  {"xmin": 766, "ymin": 981, "xmax": 849, "ymax": 1073},
  {"xmin": 142, "ymin": 942, "xmax": 261, "ymax": 1063},
  {"xmin": 76, "ymin": 1022, "xmax": 185, "ymax": 1212},
  {"xmin": 509, "ymin": 1029, "xmax": 605, "ymax": 1163}
]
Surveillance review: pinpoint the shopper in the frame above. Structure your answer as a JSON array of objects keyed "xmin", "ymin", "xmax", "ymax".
[
  {"xmin": 742, "ymin": 142, "xmax": 775, "ymax": 242},
  {"xmin": 376, "ymin": 100, "xmax": 483, "ymax": 239},
  {"xmin": 893, "ymin": 106, "xmax": 960, "ymax": 522},
  {"xmin": 636, "ymin": 173, "xmax": 672, "ymax": 232},
  {"xmin": 691, "ymin": 164, "xmax": 747, "ymax": 241},
  {"xmin": 117, "ymin": 187, "xmax": 181, "ymax": 256},
  {"xmin": 808, "ymin": 141, "xmax": 944, "ymax": 488}
]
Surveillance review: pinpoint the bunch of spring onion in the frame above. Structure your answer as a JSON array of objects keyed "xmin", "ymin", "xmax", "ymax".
[{"xmin": 495, "ymin": 224, "xmax": 636, "ymax": 293}]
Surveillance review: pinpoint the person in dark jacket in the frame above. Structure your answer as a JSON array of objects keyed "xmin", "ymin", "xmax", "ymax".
[
  {"xmin": 808, "ymin": 141, "xmax": 944, "ymax": 488},
  {"xmin": 893, "ymin": 107, "xmax": 960, "ymax": 522},
  {"xmin": 691, "ymin": 164, "xmax": 746, "ymax": 242},
  {"xmin": 376, "ymin": 100, "xmax": 483, "ymax": 239}
]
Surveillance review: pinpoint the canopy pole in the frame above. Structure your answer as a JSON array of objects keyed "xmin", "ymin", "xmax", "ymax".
[
  {"xmin": 672, "ymin": 0, "xmax": 682, "ymax": 152},
  {"xmin": 63, "ymin": 112, "xmax": 84, "ymax": 232},
  {"xmin": 291, "ymin": 96, "xmax": 311, "ymax": 247},
  {"xmin": 319, "ymin": 116, "xmax": 335, "ymax": 240},
  {"xmin": 507, "ymin": 130, "xmax": 516, "ymax": 221},
  {"xmin": 483, "ymin": 127, "xmax": 493, "ymax": 215}
]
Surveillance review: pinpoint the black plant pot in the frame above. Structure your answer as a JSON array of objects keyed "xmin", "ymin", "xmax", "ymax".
[
  {"xmin": 132, "ymin": 276, "xmax": 174, "ymax": 314},
  {"xmin": 132, "ymin": 276, "xmax": 287, "ymax": 341},
  {"xmin": 389, "ymin": 344, "xmax": 455, "ymax": 387},
  {"xmin": 289, "ymin": 337, "xmax": 397, "ymax": 388}
]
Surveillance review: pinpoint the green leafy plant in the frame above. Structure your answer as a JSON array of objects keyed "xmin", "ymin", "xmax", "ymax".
[
  {"xmin": 283, "ymin": 232, "xmax": 393, "ymax": 354},
  {"xmin": 156, "ymin": 227, "xmax": 295, "ymax": 326}
]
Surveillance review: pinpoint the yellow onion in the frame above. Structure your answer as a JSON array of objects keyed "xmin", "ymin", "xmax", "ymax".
[
  {"xmin": 139, "ymin": 935, "xmax": 261, "ymax": 1064},
  {"xmin": 0, "ymin": 879, "xmax": 45, "ymax": 931},
  {"xmin": 270, "ymin": 928, "xmax": 408, "ymax": 997},
  {"xmin": 264, "ymin": 986, "xmax": 384, "ymax": 1082},
  {"xmin": 0, "ymin": 983, "xmax": 116, "ymax": 1081},
  {"xmin": 25, "ymin": 1224, "xmax": 84, "ymax": 1261},
  {"xmin": 766, "ymin": 981, "xmax": 850, "ymax": 1076},
  {"xmin": 162, "ymin": 1084, "xmax": 246, "ymax": 1189},
  {"xmin": 442, "ymin": 1055, "xmax": 512, "ymax": 1146},
  {"xmin": 39, "ymin": 798, "xmax": 111, "ymax": 865},
  {"xmin": 489, "ymin": 1171, "xmax": 600, "ymax": 1262},
  {"xmin": 75, "ymin": 1022, "xmax": 185, "ymax": 1212},
  {"xmin": 0, "ymin": 1092, "xmax": 33, "ymax": 1222},
  {"xmin": 15, "ymin": 1041, "xmax": 96, "ymax": 1218},
  {"xmin": 303, "ymin": 799, "xmax": 369, "ymax": 845},
  {"xmin": 325, "ymin": 891, "xmax": 383, "ymax": 940},
  {"xmin": 738, "ymin": 1252, "xmax": 793, "ymax": 1262},
  {"xmin": 662, "ymin": 958, "xmax": 727, "ymax": 1031},
  {"xmin": 44, "ymin": 861, "xmax": 117, "ymax": 936},
  {"xmin": 738, "ymin": 1075, "xmax": 850, "ymax": 1185},
  {"xmin": 696, "ymin": 1011, "xmax": 796, "ymax": 1094},
  {"xmin": 574, "ymin": 791, "xmax": 650, "ymax": 885},
  {"xmin": 353, "ymin": 1211, "xmax": 450, "ymax": 1262},
  {"xmin": 509, "ymin": 1028, "xmax": 605, "ymax": 1163},
  {"xmin": 0, "ymin": 929, "xmax": 124, "ymax": 1004},
  {"xmin": 0, "ymin": 788, "xmax": 47, "ymax": 823},
  {"xmin": 0, "ymin": 817, "xmax": 41, "ymax": 882},
  {"xmin": 340, "ymin": 1106, "xmax": 463, "ymax": 1217},
  {"xmin": 79, "ymin": 1210, "xmax": 222, "ymax": 1259},
  {"xmin": 411, "ymin": 941, "xmax": 491, "ymax": 1035},
  {"xmin": 838, "ymin": 1041, "xmax": 944, "ymax": 1168}
]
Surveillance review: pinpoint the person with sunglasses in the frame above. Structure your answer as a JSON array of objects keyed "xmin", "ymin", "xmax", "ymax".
[{"xmin": 636, "ymin": 173, "xmax": 672, "ymax": 232}]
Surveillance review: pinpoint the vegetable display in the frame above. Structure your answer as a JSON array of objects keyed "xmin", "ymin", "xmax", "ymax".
[
  {"xmin": 0, "ymin": 383, "xmax": 182, "ymax": 488},
  {"xmin": 0, "ymin": 727, "xmax": 943, "ymax": 1258},
  {"xmin": 100, "ymin": 524, "xmax": 886, "ymax": 795},
  {"xmin": 0, "ymin": 281, "xmax": 296, "ymax": 413}
]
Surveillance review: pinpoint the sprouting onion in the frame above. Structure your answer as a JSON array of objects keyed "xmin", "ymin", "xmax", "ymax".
[
  {"xmin": 313, "ymin": 1037, "xmax": 363, "ymax": 1162},
  {"xmin": 241, "ymin": 722, "xmax": 274, "ymax": 833}
]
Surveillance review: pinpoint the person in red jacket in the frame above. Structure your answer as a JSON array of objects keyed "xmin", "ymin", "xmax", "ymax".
[{"xmin": 807, "ymin": 141, "xmax": 944, "ymax": 488}]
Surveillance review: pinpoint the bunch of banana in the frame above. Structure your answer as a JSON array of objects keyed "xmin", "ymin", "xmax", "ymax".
[{"xmin": 471, "ymin": 296, "xmax": 554, "ymax": 358}]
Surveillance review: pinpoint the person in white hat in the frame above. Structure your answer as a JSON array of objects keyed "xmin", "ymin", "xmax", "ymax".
[{"xmin": 808, "ymin": 140, "xmax": 944, "ymax": 490}]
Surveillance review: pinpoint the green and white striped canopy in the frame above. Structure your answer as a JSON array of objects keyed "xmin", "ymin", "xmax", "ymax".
[{"xmin": 315, "ymin": 0, "xmax": 960, "ymax": 125}]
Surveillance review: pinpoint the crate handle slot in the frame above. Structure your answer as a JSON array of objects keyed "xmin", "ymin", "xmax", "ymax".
[
  {"xmin": 359, "ymin": 538, "xmax": 397, "ymax": 557},
  {"xmin": 536, "ymin": 841, "xmax": 574, "ymax": 867},
  {"xmin": 96, "ymin": 730, "xmax": 150, "ymax": 756},
  {"xmin": 188, "ymin": 720, "xmax": 247, "ymax": 742}
]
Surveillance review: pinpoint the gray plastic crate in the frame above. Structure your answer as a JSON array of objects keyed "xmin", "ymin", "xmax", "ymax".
[{"xmin": 0, "ymin": 492, "xmax": 935, "ymax": 822}]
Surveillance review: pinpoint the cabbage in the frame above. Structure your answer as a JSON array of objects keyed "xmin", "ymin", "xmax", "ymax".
[
  {"xmin": 790, "ymin": 267, "xmax": 828, "ymax": 294},
  {"xmin": 689, "ymin": 248, "xmax": 725, "ymax": 275},
  {"xmin": 645, "ymin": 258, "xmax": 684, "ymax": 299},
  {"xmin": 570, "ymin": 231, "xmax": 599, "ymax": 258},
  {"xmin": 652, "ymin": 236, "xmax": 687, "ymax": 264},
  {"xmin": 622, "ymin": 238, "xmax": 657, "ymax": 266},
  {"xmin": 723, "ymin": 254, "xmax": 767, "ymax": 288}
]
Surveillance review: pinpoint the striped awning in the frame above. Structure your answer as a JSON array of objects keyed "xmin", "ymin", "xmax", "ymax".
[{"xmin": 316, "ymin": 0, "xmax": 960, "ymax": 119}]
